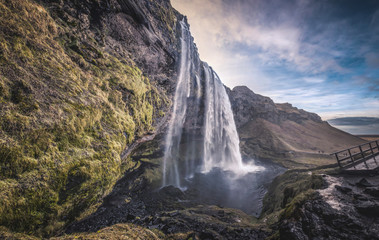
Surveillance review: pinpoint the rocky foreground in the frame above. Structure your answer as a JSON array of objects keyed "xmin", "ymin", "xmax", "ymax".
[{"xmin": 280, "ymin": 173, "xmax": 379, "ymax": 240}]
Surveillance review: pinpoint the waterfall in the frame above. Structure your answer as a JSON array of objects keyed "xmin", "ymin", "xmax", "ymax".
[
  {"xmin": 162, "ymin": 20, "xmax": 192, "ymax": 188},
  {"xmin": 162, "ymin": 20, "xmax": 261, "ymax": 189},
  {"xmin": 203, "ymin": 64, "xmax": 254, "ymax": 175}
]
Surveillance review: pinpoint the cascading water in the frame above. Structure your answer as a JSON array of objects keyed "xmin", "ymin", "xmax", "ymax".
[
  {"xmin": 162, "ymin": 20, "xmax": 192, "ymax": 188},
  {"xmin": 202, "ymin": 64, "xmax": 259, "ymax": 175},
  {"xmin": 162, "ymin": 19, "xmax": 262, "ymax": 190},
  {"xmin": 160, "ymin": 19, "xmax": 285, "ymax": 216},
  {"xmin": 183, "ymin": 74, "xmax": 201, "ymax": 180}
]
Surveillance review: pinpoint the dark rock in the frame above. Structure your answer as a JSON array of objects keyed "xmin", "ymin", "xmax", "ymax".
[
  {"xmin": 356, "ymin": 178, "xmax": 373, "ymax": 188},
  {"xmin": 159, "ymin": 185, "xmax": 185, "ymax": 199},
  {"xmin": 126, "ymin": 214, "xmax": 136, "ymax": 221},
  {"xmin": 364, "ymin": 187, "xmax": 379, "ymax": 198},
  {"xmin": 335, "ymin": 185, "xmax": 352, "ymax": 194},
  {"xmin": 228, "ymin": 86, "xmax": 280, "ymax": 127},
  {"xmin": 280, "ymin": 220, "xmax": 309, "ymax": 240},
  {"xmin": 228, "ymin": 86, "xmax": 322, "ymax": 128},
  {"xmin": 198, "ymin": 231, "xmax": 218, "ymax": 240},
  {"xmin": 217, "ymin": 210, "xmax": 225, "ymax": 217},
  {"xmin": 355, "ymin": 201, "xmax": 379, "ymax": 217},
  {"xmin": 168, "ymin": 211, "xmax": 179, "ymax": 217},
  {"xmin": 352, "ymin": 192, "xmax": 369, "ymax": 201},
  {"xmin": 278, "ymin": 187, "xmax": 379, "ymax": 240}
]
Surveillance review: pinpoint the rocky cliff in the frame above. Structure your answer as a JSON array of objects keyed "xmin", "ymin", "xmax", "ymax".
[
  {"xmin": 229, "ymin": 86, "xmax": 321, "ymax": 128},
  {"xmin": 228, "ymin": 86, "xmax": 366, "ymax": 168},
  {"xmin": 0, "ymin": 0, "xmax": 183, "ymax": 235}
]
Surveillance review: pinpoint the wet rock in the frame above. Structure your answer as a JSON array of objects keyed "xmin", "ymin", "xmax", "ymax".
[
  {"xmin": 126, "ymin": 214, "xmax": 136, "ymax": 221},
  {"xmin": 352, "ymin": 192, "xmax": 369, "ymax": 201},
  {"xmin": 168, "ymin": 211, "xmax": 180, "ymax": 217},
  {"xmin": 364, "ymin": 187, "xmax": 379, "ymax": 198},
  {"xmin": 280, "ymin": 221, "xmax": 309, "ymax": 240},
  {"xmin": 335, "ymin": 185, "xmax": 352, "ymax": 193},
  {"xmin": 356, "ymin": 178, "xmax": 373, "ymax": 188},
  {"xmin": 198, "ymin": 231, "xmax": 218, "ymax": 240},
  {"xmin": 159, "ymin": 185, "xmax": 185, "ymax": 199},
  {"xmin": 277, "ymin": 173, "xmax": 379, "ymax": 240},
  {"xmin": 355, "ymin": 201, "xmax": 379, "ymax": 217}
]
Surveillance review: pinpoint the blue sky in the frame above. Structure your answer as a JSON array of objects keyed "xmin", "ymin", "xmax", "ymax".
[{"xmin": 171, "ymin": 0, "xmax": 379, "ymax": 122}]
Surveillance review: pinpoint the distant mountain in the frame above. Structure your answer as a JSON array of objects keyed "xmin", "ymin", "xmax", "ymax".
[
  {"xmin": 327, "ymin": 117, "xmax": 379, "ymax": 135},
  {"xmin": 228, "ymin": 86, "xmax": 366, "ymax": 168},
  {"xmin": 328, "ymin": 117, "xmax": 379, "ymax": 126}
]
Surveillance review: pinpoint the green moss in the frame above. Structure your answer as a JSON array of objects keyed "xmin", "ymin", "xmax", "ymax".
[
  {"xmin": 280, "ymin": 190, "xmax": 316, "ymax": 220},
  {"xmin": 0, "ymin": 77, "xmax": 6, "ymax": 98},
  {"xmin": 0, "ymin": 112, "xmax": 31, "ymax": 136},
  {"xmin": 0, "ymin": 144, "xmax": 37, "ymax": 179},
  {"xmin": 50, "ymin": 223, "xmax": 164, "ymax": 239},
  {"xmin": 0, "ymin": 172, "xmax": 60, "ymax": 235},
  {"xmin": 156, "ymin": 2, "xmax": 176, "ymax": 39},
  {"xmin": 0, "ymin": 0, "xmax": 169, "ymax": 236},
  {"xmin": 0, "ymin": 226, "xmax": 39, "ymax": 240},
  {"xmin": 261, "ymin": 170, "xmax": 323, "ymax": 224}
]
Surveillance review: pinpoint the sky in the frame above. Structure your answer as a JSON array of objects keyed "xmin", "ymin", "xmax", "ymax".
[{"xmin": 171, "ymin": 0, "xmax": 379, "ymax": 129}]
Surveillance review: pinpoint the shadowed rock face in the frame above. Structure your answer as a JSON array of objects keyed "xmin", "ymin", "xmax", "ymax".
[{"xmin": 46, "ymin": 0, "xmax": 180, "ymax": 88}]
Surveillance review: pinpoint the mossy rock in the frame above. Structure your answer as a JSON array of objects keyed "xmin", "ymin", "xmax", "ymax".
[
  {"xmin": 0, "ymin": 0, "xmax": 170, "ymax": 236},
  {"xmin": 261, "ymin": 170, "xmax": 324, "ymax": 224}
]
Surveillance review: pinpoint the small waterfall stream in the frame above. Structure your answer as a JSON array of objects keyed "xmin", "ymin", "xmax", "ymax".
[{"xmin": 162, "ymin": 20, "xmax": 192, "ymax": 188}]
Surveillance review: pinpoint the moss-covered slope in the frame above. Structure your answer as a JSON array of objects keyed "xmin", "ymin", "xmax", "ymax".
[{"xmin": 0, "ymin": 0, "xmax": 178, "ymax": 236}]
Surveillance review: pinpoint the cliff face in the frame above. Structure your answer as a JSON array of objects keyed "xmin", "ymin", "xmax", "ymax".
[
  {"xmin": 228, "ymin": 86, "xmax": 366, "ymax": 168},
  {"xmin": 0, "ymin": 0, "xmax": 183, "ymax": 235}
]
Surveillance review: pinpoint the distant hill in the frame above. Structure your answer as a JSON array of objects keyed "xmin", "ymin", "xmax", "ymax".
[
  {"xmin": 355, "ymin": 135, "xmax": 379, "ymax": 141},
  {"xmin": 327, "ymin": 117, "xmax": 379, "ymax": 135},
  {"xmin": 228, "ymin": 86, "xmax": 366, "ymax": 168},
  {"xmin": 328, "ymin": 117, "xmax": 379, "ymax": 126}
]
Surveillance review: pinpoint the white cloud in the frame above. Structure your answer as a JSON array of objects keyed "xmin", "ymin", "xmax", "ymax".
[
  {"xmin": 171, "ymin": 0, "xmax": 379, "ymax": 120},
  {"xmin": 303, "ymin": 77, "xmax": 325, "ymax": 84},
  {"xmin": 172, "ymin": 0, "xmax": 347, "ymax": 74}
]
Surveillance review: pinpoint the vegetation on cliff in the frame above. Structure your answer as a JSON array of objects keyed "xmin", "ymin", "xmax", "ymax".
[
  {"xmin": 261, "ymin": 170, "xmax": 324, "ymax": 225},
  {"xmin": 0, "ymin": 0, "xmax": 174, "ymax": 236}
]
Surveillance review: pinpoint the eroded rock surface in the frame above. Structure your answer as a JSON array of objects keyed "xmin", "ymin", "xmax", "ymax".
[{"xmin": 280, "ymin": 173, "xmax": 379, "ymax": 240}]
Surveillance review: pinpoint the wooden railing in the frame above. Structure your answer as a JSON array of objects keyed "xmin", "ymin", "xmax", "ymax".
[{"xmin": 331, "ymin": 140, "xmax": 379, "ymax": 170}]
